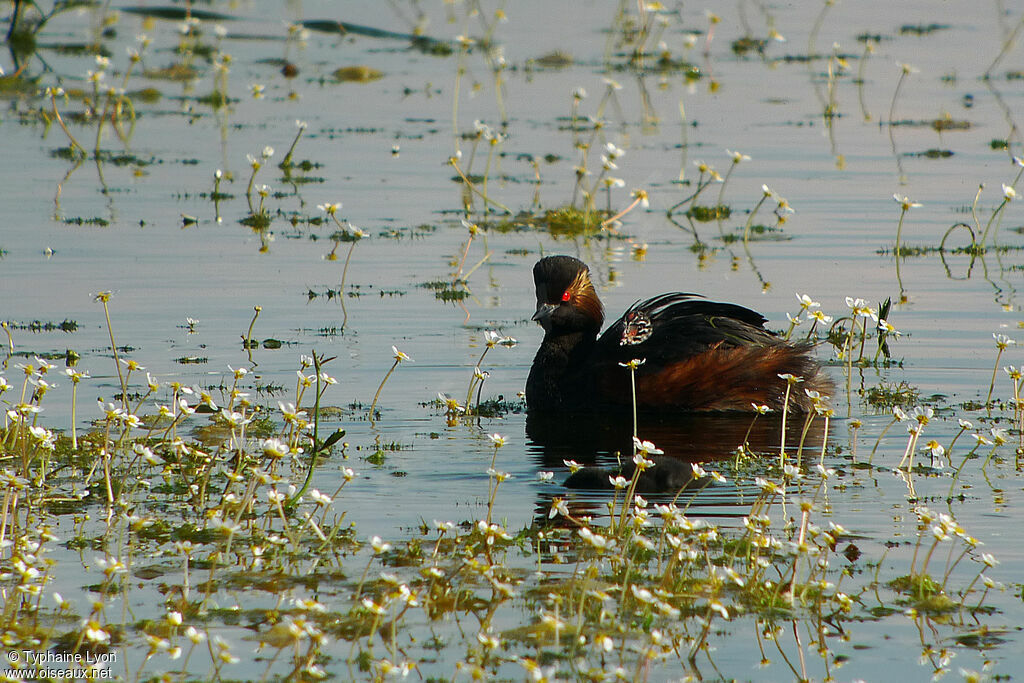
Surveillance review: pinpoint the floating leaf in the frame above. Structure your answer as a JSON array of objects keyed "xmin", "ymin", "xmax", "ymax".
[
  {"xmin": 333, "ymin": 66, "xmax": 384, "ymax": 83},
  {"xmin": 533, "ymin": 51, "xmax": 573, "ymax": 68},
  {"xmin": 120, "ymin": 6, "xmax": 236, "ymax": 21},
  {"xmin": 145, "ymin": 64, "xmax": 199, "ymax": 81}
]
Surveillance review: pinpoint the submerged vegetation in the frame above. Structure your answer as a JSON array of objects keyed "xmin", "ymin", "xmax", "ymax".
[{"xmin": 1, "ymin": 0, "xmax": 1023, "ymax": 680}]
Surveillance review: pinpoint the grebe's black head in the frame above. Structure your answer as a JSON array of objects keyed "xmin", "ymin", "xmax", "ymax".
[{"xmin": 532, "ymin": 256, "xmax": 604, "ymax": 334}]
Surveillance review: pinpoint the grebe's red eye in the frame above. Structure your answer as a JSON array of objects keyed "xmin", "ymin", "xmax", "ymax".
[{"xmin": 561, "ymin": 291, "xmax": 571, "ymax": 302}]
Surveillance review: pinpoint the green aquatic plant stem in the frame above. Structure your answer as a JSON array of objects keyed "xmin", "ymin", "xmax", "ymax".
[
  {"xmin": 453, "ymin": 221, "xmax": 478, "ymax": 287},
  {"xmin": 970, "ymin": 184, "xmax": 984, "ymax": 235},
  {"xmin": 616, "ymin": 360, "xmax": 646, "ymax": 535},
  {"xmin": 743, "ymin": 192, "xmax": 770, "ymax": 246},
  {"xmin": 779, "ymin": 382, "xmax": 793, "ymax": 466},
  {"xmin": 339, "ymin": 240, "xmax": 356, "ymax": 328},
  {"xmin": 465, "ymin": 344, "xmax": 491, "ymax": 413},
  {"xmin": 806, "ymin": 0, "xmax": 834, "ymax": 58},
  {"xmin": 67, "ymin": 372, "xmax": 85, "ymax": 450},
  {"xmin": 667, "ymin": 168, "xmax": 717, "ymax": 215},
  {"xmin": 287, "ymin": 353, "xmax": 329, "ymax": 510},
  {"xmin": 325, "ymin": 212, "xmax": 362, "ymax": 329},
  {"xmin": 856, "ymin": 40, "xmax": 875, "ymax": 121},
  {"xmin": 716, "ymin": 157, "xmax": 741, "ymax": 211},
  {"xmin": 795, "ymin": 412, "xmax": 817, "ymax": 467},
  {"xmin": 985, "ymin": 341, "xmax": 1009, "ymax": 416},
  {"xmin": 369, "ymin": 361, "xmax": 398, "ymax": 424},
  {"xmin": 897, "ymin": 425, "xmax": 922, "ymax": 471},
  {"xmin": 894, "ymin": 205, "xmax": 909, "ymax": 258},
  {"xmin": 887, "ymin": 63, "xmax": 913, "ymax": 171},
  {"xmin": 369, "ymin": 347, "xmax": 410, "ymax": 424},
  {"xmin": 946, "ymin": 439, "xmax": 981, "ymax": 501},
  {"xmin": 978, "ymin": 196, "xmax": 1011, "ymax": 248},
  {"xmin": 983, "ymin": 11, "xmax": 1024, "ymax": 79},
  {"xmin": 279, "ymin": 123, "xmax": 306, "ymax": 169},
  {"xmin": 449, "ymin": 156, "xmax": 512, "ymax": 214},
  {"xmin": 600, "ymin": 190, "xmax": 648, "ymax": 229},
  {"xmin": 818, "ymin": 413, "xmax": 831, "ymax": 467},
  {"xmin": 450, "ymin": 28, "xmax": 471, "ymax": 159},
  {"xmin": 629, "ymin": 363, "xmax": 638, "ymax": 439},
  {"xmin": 485, "ymin": 441, "xmax": 502, "ymax": 525},
  {"xmin": 245, "ymin": 160, "xmax": 261, "ymax": 213},
  {"xmin": 482, "ymin": 136, "xmax": 496, "ymax": 214},
  {"xmin": 95, "ymin": 292, "xmax": 128, "ymax": 410},
  {"xmin": 1, "ymin": 321, "xmax": 12, "ymax": 370},
  {"xmin": 48, "ymin": 88, "xmax": 86, "ymax": 157},
  {"xmin": 824, "ymin": 46, "xmax": 842, "ymax": 119},
  {"xmin": 244, "ymin": 305, "xmax": 261, "ymax": 363}
]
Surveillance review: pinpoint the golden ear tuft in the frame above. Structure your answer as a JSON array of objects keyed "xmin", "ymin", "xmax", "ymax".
[{"xmin": 567, "ymin": 268, "xmax": 604, "ymax": 326}]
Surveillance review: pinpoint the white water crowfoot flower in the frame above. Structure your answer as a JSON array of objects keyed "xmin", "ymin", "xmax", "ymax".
[
  {"xmin": 260, "ymin": 438, "xmax": 290, "ymax": 459},
  {"xmin": 392, "ymin": 346, "xmax": 411, "ymax": 362},
  {"xmin": 278, "ymin": 402, "xmax": 307, "ymax": 425},
  {"xmin": 633, "ymin": 452, "xmax": 656, "ymax": 471},
  {"xmin": 777, "ymin": 373, "xmax": 804, "ymax": 386},
  {"xmin": 317, "ymin": 202, "xmax": 341, "ymax": 215},
  {"xmin": 488, "ymin": 433, "xmax": 507, "ymax": 448},
  {"xmin": 476, "ymin": 520, "xmax": 512, "ymax": 545},
  {"xmin": 486, "ymin": 467, "xmax": 512, "ymax": 483},
  {"xmin": 1003, "ymin": 184, "xmax": 1016, "ymax": 201},
  {"xmin": 845, "ymin": 297, "xmax": 878, "ymax": 321},
  {"xmin": 578, "ymin": 527, "xmax": 616, "ymax": 550},
  {"xmin": 912, "ymin": 406, "xmax": 933, "ymax": 426},
  {"xmin": 28, "ymin": 426, "xmax": 56, "ymax": 450},
  {"xmin": 483, "ymin": 330, "xmax": 517, "ymax": 348},
  {"xmin": 993, "ymin": 333, "xmax": 1014, "ymax": 350},
  {"xmin": 893, "ymin": 194, "xmax": 922, "ymax": 211},
  {"xmin": 756, "ymin": 477, "xmax": 784, "ymax": 494},
  {"xmin": 726, "ymin": 149, "xmax": 750, "ymax": 164},
  {"xmin": 563, "ymin": 459, "xmax": 583, "ymax": 474},
  {"xmin": 808, "ymin": 309, "xmax": 833, "ymax": 325},
  {"xmin": 370, "ymin": 536, "xmax": 392, "ymax": 554},
  {"xmin": 922, "ymin": 441, "xmax": 946, "ymax": 467},
  {"xmin": 972, "ymin": 432, "xmax": 994, "ymax": 447},
  {"xmin": 437, "ymin": 393, "xmax": 465, "ymax": 415},
  {"xmin": 708, "ymin": 599, "xmax": 730, "ymax": 619},
  {"xmin": 878, "ymin": 318, "xmax": 901, "ymax": 336},
  {"xmin": 632, "ymin": 437, "xmax": 663, "ymax": 455},
  {"xmin": 549, "ymin": 497, "xmax": 570, "ymax": 518},
  {"xmin": 796, "ymin": 293, "xmax": 820, "ymax": 310}
]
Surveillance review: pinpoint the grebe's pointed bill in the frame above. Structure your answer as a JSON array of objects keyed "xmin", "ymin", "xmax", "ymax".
[{"xmin": 532, "ymin": 303, "xmax": 558, "ymax": 324}]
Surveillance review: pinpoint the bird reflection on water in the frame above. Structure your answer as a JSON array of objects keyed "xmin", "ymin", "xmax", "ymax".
[{"xmin": 526, "ymin": 410, "xmax": 831, "ymax": 521}]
